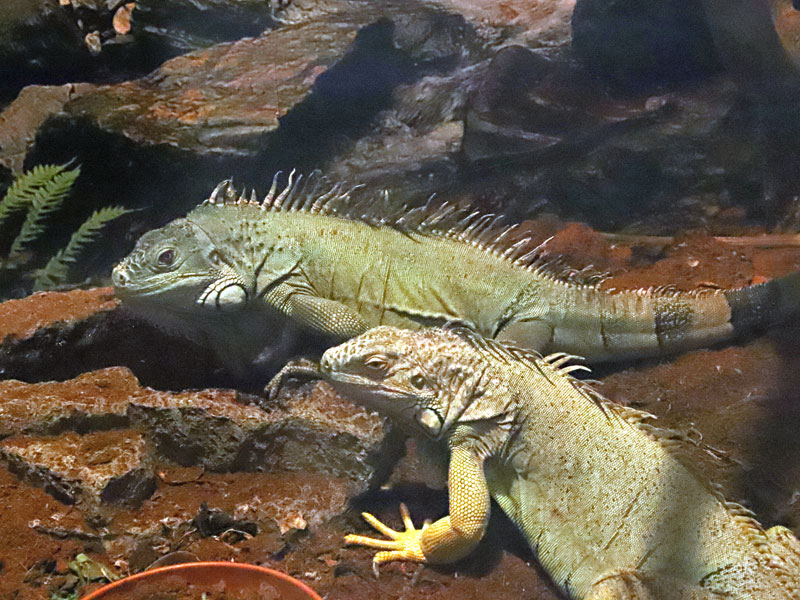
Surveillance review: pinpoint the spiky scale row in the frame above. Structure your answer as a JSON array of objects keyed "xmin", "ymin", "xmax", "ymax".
[{"xmin": 202, "ymin": 172, "xmax": 603, "ymax": 287}]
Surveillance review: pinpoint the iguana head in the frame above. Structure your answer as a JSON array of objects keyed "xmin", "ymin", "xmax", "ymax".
[
  {"xmin": 320, "ymin": 326, "xmax": 503, "ymax": 439},
  {"xmin": 112, "ymin": 217, "xmax": 238, "ymax": 312}
]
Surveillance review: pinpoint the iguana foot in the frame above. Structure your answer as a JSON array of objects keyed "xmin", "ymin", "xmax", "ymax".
[
  {"xmin": 345, "ymin": 503, "xmax": 429, "ymax": 570},
  {"xmin": 262, "ymin": 357, "xmax": 322, "ymax": 406}
]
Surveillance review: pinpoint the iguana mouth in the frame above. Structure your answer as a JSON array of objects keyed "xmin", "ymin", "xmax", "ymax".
[{"xmin": 323, "ymin": 372, "xmax": 411, "ymax": 400}]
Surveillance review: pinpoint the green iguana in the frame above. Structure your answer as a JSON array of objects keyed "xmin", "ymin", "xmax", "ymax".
[
  {"xmin": 319, "ymin": 324, "xmax": 800, "ymax": 599},
  {"xmin": 112, "ymin": 173, "xmax": 800, "ymax": 374}
]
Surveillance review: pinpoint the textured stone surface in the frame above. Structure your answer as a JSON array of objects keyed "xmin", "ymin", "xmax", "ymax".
[
  {"xmin": 433, "ymin": 0, "xmax": 575, "ymax": 45},
  {"xmin": 0, "ymin": 84, "xmax": 92, "ymax": 172},
  {"xmin": 0, "ymin": 287, "xmax": 117, "ymax": 341},
  {"xmin": 0, "ymin": 289, "xmax": 225, "ymax": 390},
  {"xmin": 0, "ymin": 430, "xmax": 155, "ymax": 523},
  {"xmin": 0, "ymin": 365, "xmax": 386, "ymax": 479}
]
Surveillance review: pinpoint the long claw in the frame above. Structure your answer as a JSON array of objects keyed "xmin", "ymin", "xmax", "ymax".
[
  {"xmin": 361, "ymin": 511, "xmax": 401, "ymax": 538},
  {"xmin": 400, "ymin": 503, "xmax": 416, "ymax": 531},
  {"xmin": 345, "ymin": 534, "xmax": 404, "ymax": 550},
  {"xmin": 375, "ymin": 550, "xmax": 415, "ymax": 563}
]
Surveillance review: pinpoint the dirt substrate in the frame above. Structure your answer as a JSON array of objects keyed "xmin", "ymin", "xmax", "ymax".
[{"xmin": 2, "ymin": 223, "xmax": 800, "ymax": 599}]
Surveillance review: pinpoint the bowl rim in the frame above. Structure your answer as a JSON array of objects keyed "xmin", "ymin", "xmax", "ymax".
[{"xmin": 80, "ymin": 560, "xmax": 323, "ymax": 600}]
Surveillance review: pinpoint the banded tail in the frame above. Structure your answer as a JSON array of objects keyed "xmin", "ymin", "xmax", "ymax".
[{"xmin": 724, "ymin": 272, "xmax": 800, "ymax": 334}]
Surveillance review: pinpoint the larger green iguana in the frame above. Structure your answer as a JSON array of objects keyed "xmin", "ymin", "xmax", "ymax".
[
  {"xmin": 319, "ymin": 324, "xmax": 800, "ymax": 599},
  {"xmin": 112, "ymin": 173, "xmax": 800, "ymax": 374}
]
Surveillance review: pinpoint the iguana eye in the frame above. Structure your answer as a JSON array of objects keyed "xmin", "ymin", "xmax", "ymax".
[
  {"xmin": 208, "ymin": 250, "xmax": 222, "ymax": 266},
  {"xmin": 410, "ymin": 373, "xmax": 427, "ymax": 390},
  {"xmin": 157, "ymin": 248, "xmax": 176, "ymax": 267},
  {"xmin": 363, "ymin": 356, "xmax": 389, "ymax": 373}
]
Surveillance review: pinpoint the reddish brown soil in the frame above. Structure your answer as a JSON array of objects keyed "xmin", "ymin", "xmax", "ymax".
[{"xmin": 2, "ymin": 221, "xmax": 800, "ymax": 600}]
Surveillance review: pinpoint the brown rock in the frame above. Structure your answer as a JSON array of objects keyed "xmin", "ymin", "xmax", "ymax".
[
  {"xmin": 0, "ymin": 289, "xmax": 222, "ymax": 390},
  {"xmin": 0, "ymin": 287, "xmax": 117, "ymax": 341},
  {"xmin": 0, "ymin": 429, "xmax": 156, "ymax": 523},
  {"xmin": 431, "ymin": 0, "xmax": 576, "ymax": 46},
  {"xmin": 0, "ymin": 367, "xmax": 133, "ymax": 437},
  {"xmin": 0, "ymin": 365, "xmax": 386, "ymax": 480},
  {"xmin": 0, "ymin": 84, "xmax": 92, "ymax": 172},
  {"xmin": 59, "ymin": 16, "xmax": 367, "ymax": 156}
]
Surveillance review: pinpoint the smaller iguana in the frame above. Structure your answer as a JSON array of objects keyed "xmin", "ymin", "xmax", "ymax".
[{"xmin": 319, "ymin": 325, "xmax": 800, "ymax": 599}]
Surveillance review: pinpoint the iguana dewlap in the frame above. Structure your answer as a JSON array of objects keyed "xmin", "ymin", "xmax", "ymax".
[
  {"xmin": 319, "ymin": 325, "xmax": 800, "ymax": 599},
  {"xmin": 112, "ymin": 174, "xmax": 800, "ymax": 373}
]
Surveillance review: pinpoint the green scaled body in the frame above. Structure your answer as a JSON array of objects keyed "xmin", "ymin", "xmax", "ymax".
[{"xmin": 113, "ymin": 173, "xmax": 800, "ymax": 371}]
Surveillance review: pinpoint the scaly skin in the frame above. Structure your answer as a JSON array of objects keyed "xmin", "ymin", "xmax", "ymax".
[
  {"xmin": 112, "ymin": 176, "xmax": 800, "ymax": 374},
  {"xmin": 320, "ymin": 325, "xmax": 800, "ymax": 599}
]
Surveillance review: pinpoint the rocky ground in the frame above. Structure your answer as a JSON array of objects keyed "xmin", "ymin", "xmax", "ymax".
[{"xmin": 3, "ymin": 1, "xmax": 800, "ymax": 599}]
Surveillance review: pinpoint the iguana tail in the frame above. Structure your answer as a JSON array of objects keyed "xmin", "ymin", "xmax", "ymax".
[{"xmin": 724, "ymin": 271, "xmax": 800, "ymax": 333}]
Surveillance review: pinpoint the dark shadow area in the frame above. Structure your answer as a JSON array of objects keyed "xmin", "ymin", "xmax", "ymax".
[
  {"xmin": 253, "ymin": 14, "xmax": 474, "ymax": 184},
  {"xmin": 571, "ymin": 0, "xmax": 721, "ymax": 92},
  {"xmin": 740, "ymin": 323, "xmax": 800, "ymax": 528},
  {"xmin": 23, "ymin": 115, "xmax": 247, "ymax": 274}
]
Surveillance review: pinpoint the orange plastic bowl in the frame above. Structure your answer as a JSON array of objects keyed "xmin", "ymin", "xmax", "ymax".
[{"xmin": 80, "ymin": 561, "xmax": 322, "ymax": 600}]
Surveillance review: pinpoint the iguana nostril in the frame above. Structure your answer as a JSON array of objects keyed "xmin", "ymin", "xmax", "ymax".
[
  {"xmin": 319, "ymin": 353, "xmax": 332, "ymax": 374},
  {"xmin": 112, "ymin": 265, "xmax": 128, "ymax": 287}
]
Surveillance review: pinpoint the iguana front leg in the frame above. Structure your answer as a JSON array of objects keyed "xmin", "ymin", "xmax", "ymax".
[
  {"xmin": 346, "ymin": 445, "xmax": 490, "ymax": 567},
  {"xmin": 262, "ymin": 357, "xmax": 322, "ymax": 405},
  {"xmin": 262, "ymin": 283, "xmax": 369, "ymax": 339}
]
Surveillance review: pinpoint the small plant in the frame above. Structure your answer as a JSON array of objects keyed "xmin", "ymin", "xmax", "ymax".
[{"xmin": 0, "ymin": 163, "xmax": 130, "ymax": 297}]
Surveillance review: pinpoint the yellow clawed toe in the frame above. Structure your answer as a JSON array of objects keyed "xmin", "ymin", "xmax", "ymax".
[{"xmin": 345, "ymin": 503, "xmax": 427, "ymax": 566}]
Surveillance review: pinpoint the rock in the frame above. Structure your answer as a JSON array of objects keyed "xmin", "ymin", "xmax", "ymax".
[
  {"xmin": 0, "ymin": 429, "xmax": 156, "ymax": 524},
  {"xmin": 0, "ymin": 288, "xmax": 117, "ymax": 341},
  {"xmin": 700, "ymin": 0, "xmax": 800, "ymax": 95},
  {"xmin": 0, "ymin": 289, "xmax": 222, "ymax": 390},
  {"xmin": 462, "ymin": 45, "xmax": 563, "ymax": 162},
  {"xmin": 0, "ymin": 84, "xmax": 92, "ymax": 172},
  {"xmin": 430, "ymin": 0, "xmax": 576, "ymax": 46},
  {"xmin": 0, "ymin": 0, "xmax": 88, "ymax": 103},
  {"xmin": 0, "ymin": 0, "xmax": 276, "ymax": 106},
  {"xmin": 461, "ymin": 41, "xmax": 761, "ymax": 228},
  {"xmin": 130, "ymin": 380, "xmax": 385, "ymax": 478},
  {"xmin": 571, "ymin": 0, "xmax": 720, "ymax": 90},
  {"xmin": 0, "ymin": 365, "xmax": 386, "ymax": 480},
  {"xmin": 0, "ymin": 367, "xmax": 132, "ymax": 438},
  {"xmin": 6, "ymin": 3, "xmax": 406, "ymax": 241},
  {"xmin": 698, "ymin": 0, "xmax": 800, "ymax": 222}
]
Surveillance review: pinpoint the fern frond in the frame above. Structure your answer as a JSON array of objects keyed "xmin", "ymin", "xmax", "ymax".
[
  {"xmin": 0, "ymin": 164, "xmax": 67, "ymax": 230},
  {"xmin": 34, "ymin": 206, "xmax": 131, "ymax": 291},
  {"xmin": 8, "ymin": 166, "xmax": 80, "ymax": 261}
]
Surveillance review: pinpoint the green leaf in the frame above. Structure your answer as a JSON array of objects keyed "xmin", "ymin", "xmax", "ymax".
[
  {"xmin": 0, "ymin": 164, "xmax": 67, "ymax": 230},
  {"xmin": 34, "ymin": 206, "xmax": 131, "ymax": 291},
  {"xmin": 8, "ymin": 166, "xmax": 80, "ymax": 261}
]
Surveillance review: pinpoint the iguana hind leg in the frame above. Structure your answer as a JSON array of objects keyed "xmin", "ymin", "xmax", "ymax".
[
  {"xmin": 587, "ymin": 571, "xmax": 721, "ymax": 600},
  {"xmin": 495, "ymin": 318, "xmax": 553, "ymax": 352}
]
